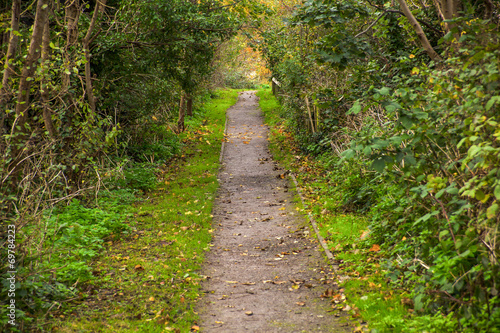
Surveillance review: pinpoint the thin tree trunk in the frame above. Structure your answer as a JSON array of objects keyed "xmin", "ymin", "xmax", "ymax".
[
  {"xmin": 41, "ymin": 13, "xmax": 57, "ymax": 138},
  {"xmin": 62, "ymin": 0, "xmax": 80, "ymax": 92},
  {"xmin": 186, "ymin": 94, "xmax": 193, "ymax": 117},
  {"xmin": 0, "ymin": 0, "xmax": 21, "ymax": 135},
  {"xmin": 14, "ymin": 0, "xmax": 50, "ymax": 133},
  {"xmin": 7, "ymin": 0, "xmax": 50, "ymax": 186},
  {"xmin": 83, "ymin": 0, "xmax": 102, "ymax": 114},
  {"xmin": 431, "ymin": 0, "xmax": 446, "ymax": 21},
  {"xmin": 305, "ymin": 96, "xmax": 316, "ymax": 134},
  {"xmin": 178, "ymin": 93, "xmax": 186, "ymax": 132},
  {"xmin": 397, "ymin": 0, "xmax": 442, "ymax": 61},
  {"xmin": 483, "ymin": 0, "xmax": 493, "ymax": 19}
]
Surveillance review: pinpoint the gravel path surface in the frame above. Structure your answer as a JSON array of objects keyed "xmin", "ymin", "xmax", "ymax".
[{"xmin": 197, "ymin": 91, "xmax": 350, "ymax": 332}]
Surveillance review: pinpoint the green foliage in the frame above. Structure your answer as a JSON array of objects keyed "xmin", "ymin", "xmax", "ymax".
[
  {"xmin": 256, "ymin": 0, "xmax": 500, "ymax": 330},
  {"xmin": 125, "ymin": 125, "xmax": 181, "ymax": 164},
  {"xmin": 116, "ymin": 165, "xmax": 159, "ymax": 192},
  {"xmin": 0, "ymin": 192, "xmax": 133, "ymax": 329}
]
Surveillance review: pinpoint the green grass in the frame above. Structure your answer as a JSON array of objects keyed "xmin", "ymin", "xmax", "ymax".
[{"xmin": 46, "ymin": 89, "xmax": 240, "ymax": 332}]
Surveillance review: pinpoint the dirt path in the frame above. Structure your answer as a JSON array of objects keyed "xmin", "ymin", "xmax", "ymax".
[{"xmin": 197, "ymin": 91, "xmax": 350, "ymax": 332}]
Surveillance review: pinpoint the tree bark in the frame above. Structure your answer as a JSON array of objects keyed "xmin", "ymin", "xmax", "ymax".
[
  {"xmin": 397, "ymin": 0, "xmax": 442, "ymax": 61},
  {"xmin": 186, "ymin": 94, "xmax": 193, "ymax": 117},
  {"xmin": 41, "ymin": 12, "xmax": 57, "ymax": 138},
  {"xmin": 83, "ymin": 0, "xmax": 102, "ymax": 114},
  {"xmin": 14, "ymin": 0, "xmax": 50, "ymax": 133},
  {"xmin": 6, "ymin": 0, "xmax": 50, "ymax": 186},
  {"xmin": 178, "ymin": 93, "xmax": 186, "ymax": 132},
  {"xmin": 440, "ymin": 0, "xmax": 462, "ymax": 36},
  {"xmin": 62, "ymin": 0, "xmax": 80, "ymax": 92},
  {"xmin": 0, "ymin": 0, "xmax": 21, "ymax": 135}
]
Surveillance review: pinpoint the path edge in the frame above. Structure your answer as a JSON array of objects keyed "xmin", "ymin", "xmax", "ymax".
[{"xmin": 289, "ymin": 173, "xmax": 339, "ymax": 271}]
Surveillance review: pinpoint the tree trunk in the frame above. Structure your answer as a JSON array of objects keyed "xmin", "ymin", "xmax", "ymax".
[
  {"xmin": 7, "ymin": 0, "xmax": 50, "ymax": 186},
  {"xmin": 178, "ymin": 93, "xmax": 186, "ymax": 132},
  {"xmin": 41, "ymin": 13, "xmax": 57, "ymax": 138},
  {"xmin": 62, "ymin": 0, "xmax": 80, "ymax": 92},
  {"xmin": 83, "ymin": 0, "xmax": 102, "ymax": 114},
  {"xmin": 0, "ymin": 0, "xmax": 21, "ymax": 135},
  {"xmin": 440, "ymin": 0, "xmax": 462, "ymax": 36},
  {"xmin": 397, "ymin": 0, "xmax": 442, "ymax": 61},
  {"xmin": 186, "ymin": 94, "xmax": 193, "ymax": 117},
  {"xmin": 14, "ymin": 0, "xmax": 50, "ymax": 133}
]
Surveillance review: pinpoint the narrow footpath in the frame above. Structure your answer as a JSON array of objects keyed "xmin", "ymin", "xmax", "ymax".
[{"xmin": 197, "ymin": 91, "xmax": 350, "ymax": 332}]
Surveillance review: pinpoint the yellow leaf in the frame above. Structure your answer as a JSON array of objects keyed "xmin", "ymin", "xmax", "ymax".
[{"xmin": 149, "ymin": 296, "xmax": 155, "ymax": 302}]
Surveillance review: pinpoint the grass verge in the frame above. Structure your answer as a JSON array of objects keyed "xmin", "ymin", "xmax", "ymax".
[
  {"xmin": 44, "ymin": 89, "xmax": 240, "ymax": 333},
  {"xmin": 257, "ymin": 88, "xmax": 416, "ymax": 333}
]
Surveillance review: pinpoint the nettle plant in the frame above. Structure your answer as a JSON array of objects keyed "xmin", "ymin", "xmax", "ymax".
[{"xmin": 345, "ymin": 36, "xmax": 500, "ymax": 327}]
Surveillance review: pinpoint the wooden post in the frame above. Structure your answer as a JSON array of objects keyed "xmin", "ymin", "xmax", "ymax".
[{"xmin": 305, "ymin": 96, "xmax": 316, "ymax": 134}]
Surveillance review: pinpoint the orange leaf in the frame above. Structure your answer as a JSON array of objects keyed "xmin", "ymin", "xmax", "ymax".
[{"xmin": 369, "ymin": 244, "xmax": 381, "ymax": 252}]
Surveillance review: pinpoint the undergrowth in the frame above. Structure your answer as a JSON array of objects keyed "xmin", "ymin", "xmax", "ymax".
[
  {"xmin": 257, "ymin": 88, "xmax": 495, "ymax": 333},
  {"xmin": 1, "ymin": 89, "xmax": 239, "ymax": 332}
]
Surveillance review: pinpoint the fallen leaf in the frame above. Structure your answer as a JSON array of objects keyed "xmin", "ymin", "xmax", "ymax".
[
  {"xmin": 273, "ymin": 281, "xmax": 287, "ymax": 285},
  {"xmin": 296, "ymin": 302, "xmax": 306, "ymax": 306},
  {"xmin": 322, "ymin": 289, "xmax": 334, "ymax": 298},
  {"xmin": 191, "ymin": 325, "xmax": 200, "ymax": 331},
  {"xmin": 369, "ymin": 244, "xmax": 381, "ymax": 252},
  {"xmin": 245, "ymin": 311, "xmax": 253, "ymax": 316},
  {"xmin": 360, "ymin": 230, "xmax": 370, "ymax": 240},
  {"xmin": 134, "ymin": 265, "xmax": 144, "ymax": 271},
  {"xmin": 149, "ymin": 296, "xmax": 155, "ymax": 302}
]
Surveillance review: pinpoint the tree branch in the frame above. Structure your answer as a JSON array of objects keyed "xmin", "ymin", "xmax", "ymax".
[
  {"xmin": 355, "ymin": 12, "xmax": 388, "ymax": 38},
  {"xmin": 396, "ymin": 0, "xmax": 442, "ymax": 61}
]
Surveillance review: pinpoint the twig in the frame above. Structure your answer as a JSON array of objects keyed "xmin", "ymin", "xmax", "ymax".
[{"xmin": 355, "ymin": 12, "xmax": 388, "ymax": 38}]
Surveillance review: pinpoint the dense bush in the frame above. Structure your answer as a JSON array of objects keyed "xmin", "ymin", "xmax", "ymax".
[{"xmin": 256, "ymin": 0, "xmax": 500, "ymax": 330}]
